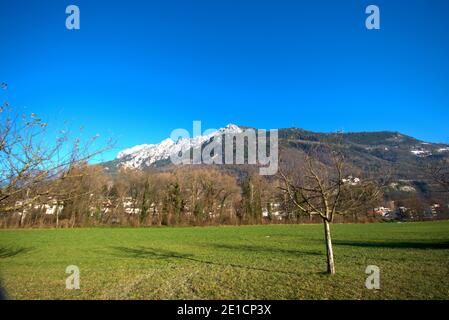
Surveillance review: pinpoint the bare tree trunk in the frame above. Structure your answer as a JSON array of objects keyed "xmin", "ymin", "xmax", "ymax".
[
  {"xmin": 323, "ymin": 219, "xmax": 336, "ymax": 275},
  {"xmin": 20, "ymin": 213, "xmax": 26, "ymax": 228}
]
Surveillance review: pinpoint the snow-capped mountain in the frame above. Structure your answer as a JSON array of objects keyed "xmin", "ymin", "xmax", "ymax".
[
  {"xmin": 101, "ymin": 125, "xmax": 449, "ymax": 200},
  {"xmin": 103, "ymin": 124, "xmax": 449, "ymax": 184},
  {"xmin": 114, "ymin": 124, "xmax": 243, "ymax": 169}
]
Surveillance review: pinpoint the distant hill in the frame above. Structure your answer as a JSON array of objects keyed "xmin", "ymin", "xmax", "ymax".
[{"xmin": 102, "ymin": 124, "xmax": 449, "ymax": 201}]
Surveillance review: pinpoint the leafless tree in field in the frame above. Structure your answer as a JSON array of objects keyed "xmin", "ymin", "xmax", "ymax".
[
  {"xmin": 0, "ymin": 83, "xmax": 113, "ymax": 218},
  {"xmin": 278, "ymin": 141, "xmax": 383, "ymax": 274}
]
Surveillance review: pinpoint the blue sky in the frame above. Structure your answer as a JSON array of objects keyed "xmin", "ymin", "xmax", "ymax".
[{"xmin": 1, "ymin": 0, "xmax": 449, "ymax": 161}]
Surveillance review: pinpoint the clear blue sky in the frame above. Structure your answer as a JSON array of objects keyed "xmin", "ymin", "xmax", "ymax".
[{"xmin": 1, "ymin": 0, "xmax": 449, "ymax": 161}]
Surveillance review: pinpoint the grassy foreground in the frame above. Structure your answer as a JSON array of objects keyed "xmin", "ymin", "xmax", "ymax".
[{"xmin": 1, "ymin": 221, "xmax": 449, "ymax": 300}]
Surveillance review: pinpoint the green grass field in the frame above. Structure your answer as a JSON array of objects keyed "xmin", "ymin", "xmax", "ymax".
[{"xmin": 1, "ymin": 221, "xmax": 449, "ymax": 300}]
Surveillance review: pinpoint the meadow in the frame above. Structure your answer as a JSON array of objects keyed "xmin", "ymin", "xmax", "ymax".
[{"xmin": 1, "ymin": 221, "xmax": 449, "ymax": 300}]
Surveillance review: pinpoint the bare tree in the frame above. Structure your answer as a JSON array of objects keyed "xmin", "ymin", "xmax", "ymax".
[
  {"xmin": 279, "ymin": 142, "xmax": 383, "ymax": 274},
  {"xmin": 0, "ymin": 83, "xmax": 112, "ymax": 218},
  {"xmin": 426, "ymin": 158, "xmax": 449, "ymax": 193}
]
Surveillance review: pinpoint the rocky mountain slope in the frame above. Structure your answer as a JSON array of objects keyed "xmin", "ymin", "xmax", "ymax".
[{"xmin": 102, "ymin": 124, "xmax": 449, "ymax": 199}]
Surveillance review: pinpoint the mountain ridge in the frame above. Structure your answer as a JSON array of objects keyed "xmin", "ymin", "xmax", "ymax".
[
  {"xmin": 104, "ymin": 125, "xmax": 448, "ymax": 169},
  {"xmin": 102, "ymin": 124, "xmax": 449, "ymax": 200}
]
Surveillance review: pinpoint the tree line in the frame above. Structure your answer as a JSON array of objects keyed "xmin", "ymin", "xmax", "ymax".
[{"xmin": 1, "ymin": 161, "xmax": 391, "ymax": 229}]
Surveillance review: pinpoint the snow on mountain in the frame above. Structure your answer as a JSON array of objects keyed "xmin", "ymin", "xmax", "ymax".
[
  {"xmin": 116, "ymin": 144, "xmax": 156, "ymax": 159},
  {"xmin": 411, "ymin": 149, "xmax": 432, "ymax": 157},
  {"xmin": 116, "ymin": 124, "xmax": 243, "ymax": 169}
]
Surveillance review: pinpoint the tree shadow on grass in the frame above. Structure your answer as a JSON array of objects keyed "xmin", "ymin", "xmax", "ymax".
[
  {"xmin": 333, "ymin": 240, "xmax": 449, "ymax": 250},
  {"xmin": 111, "ymin": 247, "xmax": 192, "ymax": 260},
  {"xmin": 208, "ymin": 243, "xmax": 323, "ymax": 257},
  {"xmin": 0, "ymin": 246, "xmax": 33, "ymax": 259},
  {"xmin": 111, "ymin": 246, "xmax": 303, "ymax": 277}
]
